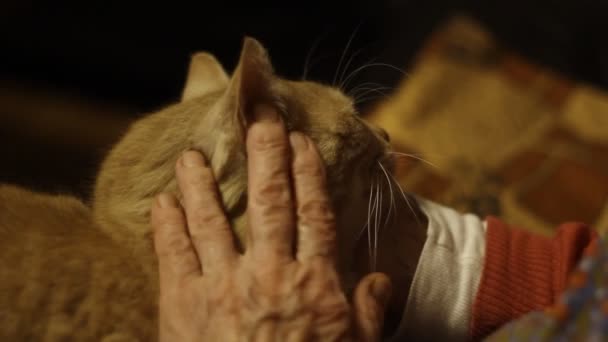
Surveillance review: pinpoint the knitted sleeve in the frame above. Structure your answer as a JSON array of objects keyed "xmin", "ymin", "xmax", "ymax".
[{"xmin": 469, "ymin": 217, "xmax": 597, "ymax": 340}]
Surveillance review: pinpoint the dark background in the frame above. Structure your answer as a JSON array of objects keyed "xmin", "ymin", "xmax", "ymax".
[{"xmin": 1, "ymin": 0, "xmax": 607, "ymax": 197}]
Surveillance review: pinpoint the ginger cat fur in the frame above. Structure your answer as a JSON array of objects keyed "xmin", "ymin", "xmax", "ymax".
[{"xmin": 0, "ymin": 38, "xmax": 397, "ymax": 341}]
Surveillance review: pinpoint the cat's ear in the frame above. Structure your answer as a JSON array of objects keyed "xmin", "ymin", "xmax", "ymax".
[
  {"xmin": 222, "ymin": 37, "xmax": 279, "ymax": 136},
  {"xmin": 181, "ymin": 52, "xmax": 229, "ymax": 101}
]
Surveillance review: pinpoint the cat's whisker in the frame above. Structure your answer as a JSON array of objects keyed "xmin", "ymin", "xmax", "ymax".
[
  {"xmin": 389, "ymin": 151, "xmax": 450, "ymax": 160},
  {"xmin": 378, "ymin": 161, "xmax": 396, "ymax": 229},
  {"xmin": 342, "ymin": 62, "xmax": 408, "ymax": 91},
  {"xmin": 338, "ymin": 48, "xmax": 364, "ymax": 88},
  {"xmin": 388, "ymin": 172, "xmax": 422, "ymax": 229},
  {"xmin": 339, "ymin": 57, "xmax": 378, "ymax": 90},
  {"xmin": 376, "ymin": 175, "xmax": 381, "ymax": 271},
  {"xmin": 306, "ymin": 53, "xmax": 341, "ymax": 81},
  {"xmin": 366, "ymin": 177, "xmax": 375, "ymax": 262},
  {"xmin": 349, "ymin": 87, "xmax": 391, "ymax": 103},
  {"xmin": 387, "ymin": 151, "xmax": 439, "ymax": 169},
  {"xmin": 348, "ymin": 80, "xmax": 387, "ymax": 91},
  {"xmin": 354, "ymin": 95, "xmax": 389, "ymax": 105},
  {"xmin": 302, "ymin": 34, "xmax": 325, "ymax": 80},
  {"xmin": 333, "ymin": 24, "xmax": 361, "ymax": 86},
  {"xmin": 351, "ymin": 81, "xmax": 392, "ymax": 89},
  {"xmin": 350, "ymin": 87, "xmax": 384, "ymax": 99},
  {"xmin": 350, "ymin": 85, "xmax": 392, "ymax": 98},
  {"xmin": 357, "ymin": 222, "xmax": 369, "ymax": 242},
  {"xmin": 371, "ymin": 175, "xmax": 380, "ymax": 272},
  {"xmin": 349, "ymin": 81, "xmax": 387, "ymax": 92},
  {"xmin": 353, "ymin": 89, "xmax": 389, "ymax": 103},
  {"xmin": 352, "ymin": 91, "xmax": 391, "ymax": 106},
  {"xmin": 341, "ymin": 40, "xmax": 388, "ymax": 89},
  {"xmin": 372, "ymin": 174, "xmax": 381, "ymax": 272},
  {"xmin": 369, "ymin": 177, "xmax": 378, "ymax": 270},
  {"xmin": 352, "ymin": 88, "xmax": 391, "ymax": 103},
  {"xmin": 351, "ymin": 85, "xmax": 392, "ymax": 95}
]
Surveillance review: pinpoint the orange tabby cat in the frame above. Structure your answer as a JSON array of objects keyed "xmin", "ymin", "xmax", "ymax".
[{"xmin": 0, "ymin": 38, "xmax": 410, "ymax": 341}]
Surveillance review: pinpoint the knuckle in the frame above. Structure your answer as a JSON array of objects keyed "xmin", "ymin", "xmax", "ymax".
[
  {"xmin": 249, "ymin": 126, "xmax": 287, "ymax": 153},
  {"xmin": 185, "ymin": 167, "xmax": 214, "ymax": 188},
  {"xmin": 294, "ymin": 161, "xmax": 325, "ymax": 180},
  {"xmin": 191, "ymin": 207, "xmax": 229, "ymax": 231},
  {"xmin": 298, "ymin": 199, "xmax": 336, "ymax": 227},
  {"xmin": 166, "ymin": 233, "xmax": 191, "ymax": 252},
  {"xmin": 256, "ymin": 211, "xmax": 292, "ymax": 232},
  {"xmin": 250, "ymin": 203, "xmax": 293, "ymax": 237},
  {"xmin": 157, "ymin": 229, "xmax": 192, "ymax": 257},
  {"xmin": 152, "ymin": 210, "xmax": 181, "ymax": 232},
  {"xmin": 253, "ymin": 178, "xmax": 291, "ymax": 204}
]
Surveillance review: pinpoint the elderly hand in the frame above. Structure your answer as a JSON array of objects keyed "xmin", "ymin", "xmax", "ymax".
[{"xmin": 151, "ymin": 104, "xmax": 391, "ymax": 341}]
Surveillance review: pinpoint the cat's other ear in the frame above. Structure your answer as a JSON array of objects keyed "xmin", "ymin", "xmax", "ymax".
[
  {"xmin": 222, "ymin": 37, "xmax": 280, "ymax": 136},
  {"xmin": 181, "ymin": 52, "xmax": 229, "ymax": 101}
]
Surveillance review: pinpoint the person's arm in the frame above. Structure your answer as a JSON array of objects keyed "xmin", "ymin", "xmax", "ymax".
[
  {"xmin": 151, "ymin": 104, "xmax": 392, "ymax": 341},
  {"xmin": 389, "ymin": 200, "xmax": 597, "ymax": 341},
  {"xmin": 484, "ymin": 235, "xmax": 607, "ymax": 341},
  {"xmin": 470, "ymin": 217, "xmax": 598, "ymax": 340}
]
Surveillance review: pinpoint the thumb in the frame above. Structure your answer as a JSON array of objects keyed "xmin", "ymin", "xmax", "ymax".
[{"xmin": 353, "ymin": 272, "xmax": 392, "ymax": 342}]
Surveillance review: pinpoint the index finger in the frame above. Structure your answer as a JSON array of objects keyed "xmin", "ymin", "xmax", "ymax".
[{"xmin": 246, "ymin": 104, "xmax": 295, "ymax": 264}]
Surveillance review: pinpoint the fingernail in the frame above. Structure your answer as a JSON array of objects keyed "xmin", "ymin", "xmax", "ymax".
[
  {"xmin": 157, "ymin": 193, "xmax": 178, "ymax": 208},
  {"xmin": 289, "ymin": 132, "xmax": 308, "ymax": 151},
  {"xmin": 371, "ymin": 277, "xmax": 391, "ymax": 306},
  {"xmin": 253, "ymin": 103, "xmax": 280, "ymax": 122},
  {"xmin": 181, "ymin": 150, "xmax": 206, "ymax": 167}
]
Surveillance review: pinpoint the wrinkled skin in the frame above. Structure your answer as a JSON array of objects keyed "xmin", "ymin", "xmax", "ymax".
[{"xmin": 151, "ymin": 105, "xmax": 392, "ymax": 341}]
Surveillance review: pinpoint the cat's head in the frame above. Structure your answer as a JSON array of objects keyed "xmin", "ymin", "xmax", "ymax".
[{"xmin": 93, "ymin": 37, "xmax": 391, "ymax": 273}]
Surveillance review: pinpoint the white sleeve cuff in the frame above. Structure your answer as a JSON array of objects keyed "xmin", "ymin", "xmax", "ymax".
[{"xmin": 389, "ymin": 198, "xmax": 487, "ymax": 341}]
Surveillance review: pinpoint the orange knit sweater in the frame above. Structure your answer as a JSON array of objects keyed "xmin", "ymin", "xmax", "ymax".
[{"xmin": 469, "ymin": 217, "xmax": 598, "ymax": 340}]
